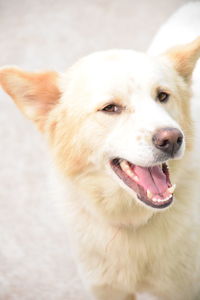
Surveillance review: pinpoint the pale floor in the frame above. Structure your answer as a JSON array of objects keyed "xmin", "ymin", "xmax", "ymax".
[{"xmin": 0, "ymin": 0, "xmax": 190, "ymax": 299}]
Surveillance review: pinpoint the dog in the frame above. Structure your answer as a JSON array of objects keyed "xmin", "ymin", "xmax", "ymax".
[{"xmin": 1, "ymin": 3, "xmax": 200, "ymax": 300}]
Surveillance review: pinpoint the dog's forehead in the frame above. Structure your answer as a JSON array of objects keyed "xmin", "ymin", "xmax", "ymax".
[
  {"xmin": 80, "ymin": 50, "xmax": 166, "ymax": 86},
  {"xmin": 62, "ymin": 50, "xmax": 171, "ymax": 110}
]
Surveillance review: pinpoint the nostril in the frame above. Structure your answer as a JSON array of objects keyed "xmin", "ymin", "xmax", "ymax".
[
  {"xmin": 152, "ymin": 136, "xmax": 169, "ymax": 148},
  {"xmin": 177, "ymin": 136, "xmax": 183, "ymax": 145},
  {"xmin": 159, "ymin": 139, "xmax": 169, "ymax": 148}
]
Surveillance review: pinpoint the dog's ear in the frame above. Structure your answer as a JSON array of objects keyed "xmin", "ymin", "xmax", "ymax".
[
  {"xmin": 0, "ymin": 67, "xmax": 61, "ymax": 130},
  {"xmin": 164, "ymin": 37, "xmax": 200, "ymax": 81}
]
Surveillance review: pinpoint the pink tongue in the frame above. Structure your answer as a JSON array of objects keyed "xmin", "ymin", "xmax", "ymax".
[{"xmin": 133, "ymin": 165, "xmax": 168, "ymax": 194}]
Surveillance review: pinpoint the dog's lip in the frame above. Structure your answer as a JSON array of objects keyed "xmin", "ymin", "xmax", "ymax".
[{"xmin": 110, "ymin": 158, "xmax": 174, "ymax": 209}]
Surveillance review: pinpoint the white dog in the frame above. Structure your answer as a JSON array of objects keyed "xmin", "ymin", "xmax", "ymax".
[{"xmin": 1, "ymin": 3, "xmax": 200, "ymax": 299}]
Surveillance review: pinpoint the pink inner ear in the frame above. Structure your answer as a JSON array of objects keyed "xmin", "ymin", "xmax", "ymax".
[
  {"xmin": 0, "ymin": 68, "xmax": 61, "ymax": 129},
  {"xmin": 165, "ymin": 37, "xmax": 200, "ymax": 80}
]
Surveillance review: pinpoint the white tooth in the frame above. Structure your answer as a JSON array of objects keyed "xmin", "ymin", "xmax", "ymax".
[
  {"xmin": 120, "ymin": 160, "xmax": 139, "ymax": 182},
  {"xmin": 168, "ymin": 184, "xmax": 176, "ymax": 194},
  {"xmin": 152, "ymin": 197, "xmax": 158, "ymax": 202},
  {"xmin": 126, "ymin": 169, "xmax": 134, "ymax": 178},
  {"xmin": 147, "ymin": 189, "xmax": 153, "ymax": 199},
  {"xmin": 120, "ymin": 160, "xmax": 130, "ymax": 172},
  {"xmin": 152, "ymin": 196, "xmax": 171, "ymax": 203},
  {"xmin": 126, "ymin": 170, "xmax": 139, "ymax": 182}
]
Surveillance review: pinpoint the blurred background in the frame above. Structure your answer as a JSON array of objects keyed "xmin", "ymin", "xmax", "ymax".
[{"xmin": 0, "ymin": 0, "xmax": 192, "ymax": 299}]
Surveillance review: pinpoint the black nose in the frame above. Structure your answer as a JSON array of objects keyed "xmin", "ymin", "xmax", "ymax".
[{"xmin": 152, "ymin": 128, "xmax": 183, "ymax": 157}]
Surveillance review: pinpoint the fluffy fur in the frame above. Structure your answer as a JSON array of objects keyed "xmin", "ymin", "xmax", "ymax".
[{"xmin": 1, "ymin": 3, "xmax": 200, "ymax": 299}]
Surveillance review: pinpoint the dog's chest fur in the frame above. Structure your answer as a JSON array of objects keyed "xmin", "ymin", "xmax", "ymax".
[{"xmin": 60, "ymin": 162, "xmax": 200, "ymax": 299}]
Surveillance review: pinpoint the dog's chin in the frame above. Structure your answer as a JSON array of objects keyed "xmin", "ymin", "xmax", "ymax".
[{"xmin": 110, "ymin": 158, "xmax": 175, "ymax": 210}]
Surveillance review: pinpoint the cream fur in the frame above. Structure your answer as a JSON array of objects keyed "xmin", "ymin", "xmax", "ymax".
[
  {"xmin": 46, "ymin": 35, "xmax": 200, "ymax": 300},
  {"xmin": 47, "ymin": 5, "xmax": 200, "ymax": 299},
  {"xmin": 1, "ymin": 3, "xmax": 200, "ymax": 300}
]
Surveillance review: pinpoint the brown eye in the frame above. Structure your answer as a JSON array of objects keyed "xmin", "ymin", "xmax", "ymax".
[
  {"xmin": 101, "ymin": 103, "xmax": 123, "ymax": 114},
  {"xmin": 157, "ymin": 91, "xmax": 170, "ymax": 103}
]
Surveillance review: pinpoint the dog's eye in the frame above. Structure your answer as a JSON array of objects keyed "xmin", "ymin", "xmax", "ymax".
[
  {"xmin": 101, "ymin": 104, "xmax": 123, "ymax": 114},
  {"xmin": 157, "ymin": 92, "xmax": 170, "ymax": 103}
]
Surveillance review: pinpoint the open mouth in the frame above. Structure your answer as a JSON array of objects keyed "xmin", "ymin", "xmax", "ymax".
[{"xmin": 110, "ymin": 158, "xmax": 175, "ymax": 209}]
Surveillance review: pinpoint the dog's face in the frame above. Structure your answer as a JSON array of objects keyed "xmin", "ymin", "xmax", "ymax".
[{"xmin": 1, "ymin": 38, "xmax": 200, "ymax": 226}]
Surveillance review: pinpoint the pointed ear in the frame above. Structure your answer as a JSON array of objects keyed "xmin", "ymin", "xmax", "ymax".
[
  {"xmin": 0, "ymin": 67, "xmax": 61, "ymax": 130},
  {"xmin": 164, "ymin": 37, "xmax": 200, "ymax": 81}
]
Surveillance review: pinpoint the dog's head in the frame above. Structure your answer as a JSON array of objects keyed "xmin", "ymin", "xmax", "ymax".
[{"xmin": 1, "ymin": 38, "xmax": 200, "ymax": 226}]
